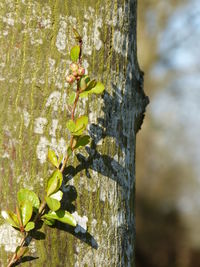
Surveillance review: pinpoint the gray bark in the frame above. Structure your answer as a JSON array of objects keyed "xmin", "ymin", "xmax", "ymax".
[{"xmin": 0, "ymin": 0, "xmax": 148, "ymax": 266}]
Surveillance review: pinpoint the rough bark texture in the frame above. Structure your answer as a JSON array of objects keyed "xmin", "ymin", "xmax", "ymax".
[{"xmin": 0, "ymin": 0, "xmax": 148, "ymax": 266}]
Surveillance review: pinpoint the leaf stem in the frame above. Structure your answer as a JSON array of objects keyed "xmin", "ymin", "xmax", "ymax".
[{"xmin": 60, "ymin": 85, "xmax": 80, "ymax": 172}]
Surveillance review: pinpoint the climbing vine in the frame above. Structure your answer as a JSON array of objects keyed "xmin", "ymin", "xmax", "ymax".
[{"xmin": 1, "ymin": 29, "xmax": 105, "ymax": 267}]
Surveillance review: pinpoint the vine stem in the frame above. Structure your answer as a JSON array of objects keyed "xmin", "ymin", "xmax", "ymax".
[
  {"xmin": 7, "ymin": 233, "xmax": 27, "ymax": 267},
  {"xmin": 7, "ymin": 35, "xmax": 82, "ymax": 267},
  {"xmin": 60, "ymin": 87, "xmax": 80, "ymax": 173}
]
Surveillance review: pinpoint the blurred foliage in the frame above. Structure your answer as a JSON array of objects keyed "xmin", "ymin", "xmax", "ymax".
[{"xmin": 136, "ymin": 0, "xmax": 200, "ymax": 266}]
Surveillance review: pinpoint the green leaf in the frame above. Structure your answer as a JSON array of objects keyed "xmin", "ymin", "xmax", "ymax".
[
  {"xmin": 45, "ymin": 196, "xmax": 61, "ymax": 211},
  {"xmin": 67, "ymin": 116, "xmax": 88, "ymax": 136},
  {"xmin": 79, "ymin": 77, "xmax": 87, "ymax": 91},
  {"xmin": 79, "ymin": 91, "xmax": 89, "ymax": 98},
  {"xmin": 79, "ymin": 79, "xmax": 97, "ymax": 98},
  {"xmin": 17, "ymin": 189, "xmax": 40, "ymax": 212},
  {"xmin": 85, "ymin": 80, "xmax": 97, "ymax": 91},
  {"xmin": 16, "ymin": 206, "xmax": 23, "ymax": 228},
  {"xmin": 43, "ymin": 210, "xmax": 77, "ymax": 227},
  {"xmin": 48, "ymin": 149, "xmax": 59, "ymax": 168},
  {"xmin": 74, "ymin": 135, "xmax": 90, "ymax": 149},
  {"xmin": 24, "ymin": 221, "xmax": 35, "ymax": 232},
  {"xmin": 1, "ymin": 210, "xmax": 20, "ymax": 228},
  {"xmin": 43, "ymin": 218, "xmax": 55, "ymax": 226},
  {"xmin": 50, "ymin": 190, "xmax": 63, "ymax": 201},
  {"xmin": 89, "ymin": 82, "xmax": 105, "ymax": 94},
  {"xmin": 75, "ymin": 115, "xmax": 88, "ymax": 132},
  {"xmin": 79, "ymin": 75, "xmax": 90, "ymax": 91},
  {"xmin": 20, "ymin": 201, "xmax": 33, "ymax": 226},
  {"xmin": 46, "ymin": 170, "xmax": 63, "ymax": 197},
  {"xmin": 70, "ymin": 45, "xmax": 80, "ymax": 62},
  {"xmin": 68, "ymin": 92, "xmax": 76, "ymax": 105},
  {"xmin": 72, "ymin": 130, "xmax": 85, "ymax": 137},
  {"xmin": 84, "ymin": 76, "xmax": 90, "ymax": 84},
  {"xmin": 66, "ymin": 120, "xmax": 76, "ymax": 133},
  {"xmin": 80, "ymin": 80, "xmax": 103, "ymax": 98}
]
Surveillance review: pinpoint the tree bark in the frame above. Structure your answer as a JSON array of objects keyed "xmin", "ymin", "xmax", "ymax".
[{"xmin": 0, "ymin": 1, "xmax": 148, "ymax": 266}]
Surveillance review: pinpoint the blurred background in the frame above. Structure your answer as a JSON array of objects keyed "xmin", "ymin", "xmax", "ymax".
[{"xmin": 136, "ymin": 0, "xmax": 200, "ymax": 266}]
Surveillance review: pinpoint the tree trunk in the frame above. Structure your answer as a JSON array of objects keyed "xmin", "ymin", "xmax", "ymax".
[{"xmin": 0, "ymin": 1, "xmax": 148, "ymax": 266}]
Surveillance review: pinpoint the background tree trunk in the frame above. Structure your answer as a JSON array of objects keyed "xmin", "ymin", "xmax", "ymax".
[{"xmin": 0, "ymin": 1, "xmax": 148, "ymax": 266}]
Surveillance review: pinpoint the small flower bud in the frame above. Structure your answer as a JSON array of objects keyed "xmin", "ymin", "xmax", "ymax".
[
  {"xmin": 72, "ymin": 71, "xmax": 78, "ymax": 77},
  {"xmin": 66, "ymin": 74, "xmax": 75, "ymax": 84},
  {"xmin": 70, "ymin": 63, "xmax": 79, "ymax": 72},
  {"xmin": 77, "ymin": 67, "xmax": 85, "ymax": 76}
]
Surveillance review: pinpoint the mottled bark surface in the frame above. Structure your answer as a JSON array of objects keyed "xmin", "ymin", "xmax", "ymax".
[{"xmin": 0, "ymin": 0, "xmax": 148, "ymax": 266}]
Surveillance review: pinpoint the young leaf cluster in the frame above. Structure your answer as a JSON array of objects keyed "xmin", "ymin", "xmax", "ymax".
[{"xmin": 1, "ymin": 188, "xmax": 38, "ymax": 233}]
